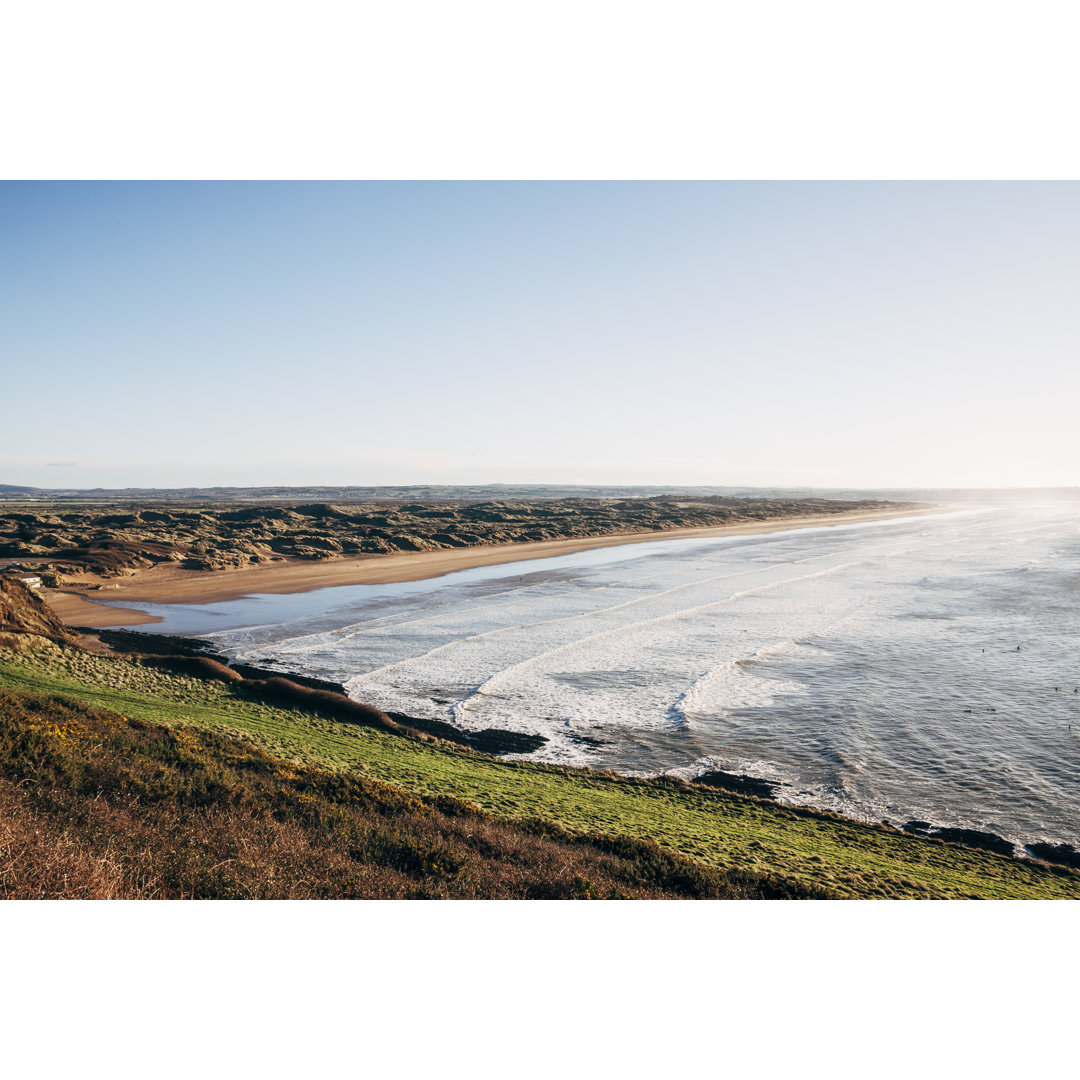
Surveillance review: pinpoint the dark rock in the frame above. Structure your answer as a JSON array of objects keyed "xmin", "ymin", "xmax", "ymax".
[
  {"xmin": 469, "ymin": 729, "xmax": 548, "ymax": 755},
  {"xmin": 385, "ymin": 711, "xmax": 472, "ymax": 745},
  {"xmin": 383, "ymin": 711, "xmax": 546, "ymax": 755},
  {"xmin": 89, "ymin": 628, "xmax": 224, "ymax": 658},
  {"xmin": 902, "ymin": 820, "xmax": 1014, "ymax": 857},
  {"xmin": 1026, "ymin": 842, "xmax": 1080, "ymax": 869},
  {"xmin": 695, "ymin": 770, "xmax": 781, "ymax": 799},
  {"xmin": 564, "ymin": 731, "xmax": 610, "ymax": 748},
  {"xmin": 903, "ymin": 820, "xmax": 934, "ymax": 833},
  {"xmin": 931, "ymin": 827, "xmax": 1014, "ymax": 857}
]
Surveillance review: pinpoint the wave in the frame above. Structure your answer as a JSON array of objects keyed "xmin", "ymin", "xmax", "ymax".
[
  {"xmin": 256, "ymin": 541, "xmax": 853, "ymax": 669},
  {"xmin": 446, "ymin": 558, "xmax": 873, "ymax": 726},
  {"xmin": 199, "ymin": 504, "xmax": 1080, "ymax": 846},
  {"xmin": 667, "ymin": 641, "xmax": 809, "ymax": 727},
  {"xmin": 224, "ymin": 516, "xmax": 954, "ymax": 666}
]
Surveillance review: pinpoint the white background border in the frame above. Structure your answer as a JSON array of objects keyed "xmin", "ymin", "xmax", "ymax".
[{"xmin": 2, "ymin": 1, "xmax": 1076, "ymax": 1072}]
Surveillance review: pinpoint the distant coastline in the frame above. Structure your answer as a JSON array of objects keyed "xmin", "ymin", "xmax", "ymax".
[{"xmin": 44, "ymin": 505, "xmax": 943, "ymax": 628}]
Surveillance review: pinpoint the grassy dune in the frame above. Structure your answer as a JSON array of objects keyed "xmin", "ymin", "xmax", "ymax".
[
  {"xmin": 0, "ymin": 495, "xmax": 911, "ymax": 575},
  {"xmin": 2, "ymin": 639, "xmax": 1077, "ymax": 899}
]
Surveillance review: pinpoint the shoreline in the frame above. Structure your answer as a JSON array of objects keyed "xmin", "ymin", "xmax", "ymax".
[
  {"xmin": 4, "ymin": 649, "xmax": 1075, "ymax": 896},
  {"xmin": 44, "ymin": 505, "xmax": 944, "ymax": 628},
  {"xmin": 29, "ymin": 629, "xmax": 1040, "ymax": 863}
]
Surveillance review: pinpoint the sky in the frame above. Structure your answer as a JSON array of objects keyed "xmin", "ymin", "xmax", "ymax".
[{"xmin": 2, "ymin": 180, "xmax": 1078, "ymax": 491}]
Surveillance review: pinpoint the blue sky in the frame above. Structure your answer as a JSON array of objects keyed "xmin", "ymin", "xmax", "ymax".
[{"xmin": 3, "ymin": 181, "xmax": 1078, "ymax": 489}]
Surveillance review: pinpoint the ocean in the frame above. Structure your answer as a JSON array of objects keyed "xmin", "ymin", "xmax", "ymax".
[{"xmin": 106, "ymin": 503, "xmax": 1080, "ymax": 849}]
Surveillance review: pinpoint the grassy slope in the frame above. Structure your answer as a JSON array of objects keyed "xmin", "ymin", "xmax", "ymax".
[
  {"xmin": 5, "ymin": 687, "xmax": 819, "ymax": 900},
  {"xmin": 2, "ymin": 641, "xmax": 1078, "ymax": 899}
]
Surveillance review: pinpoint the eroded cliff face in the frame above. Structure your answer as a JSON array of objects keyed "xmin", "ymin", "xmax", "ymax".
[
  {"xmin": 0, "ymin": 495, "xmax": 910, "ymax": 580},
  {"xmin": 0, "ymin": 577, "xmax": 74, "ymax": 644}
]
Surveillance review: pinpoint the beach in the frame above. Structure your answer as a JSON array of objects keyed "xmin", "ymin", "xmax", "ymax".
[
  {"xmin": 5, "ymin": 500, "xmax": 1080, "ymax": 895},
  {"xmin": 197, "ymin": 500, "xmax": 1080, "ymax": 851},
  {"xmin": 42, "ymin": 505, "xmax": 941, "ymax": 628}
]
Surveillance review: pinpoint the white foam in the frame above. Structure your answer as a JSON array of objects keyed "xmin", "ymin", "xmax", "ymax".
[
  {"xmin": 203, "ymin": 503, "xmax": 1080, "ymax": 848},
  {"xmin": 669, "ymin": 641, "xmax": 809, "ymax": 724}
]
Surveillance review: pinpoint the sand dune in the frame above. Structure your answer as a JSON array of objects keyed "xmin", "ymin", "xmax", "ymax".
[{"xmin": 44, "ymin": 506, "xmax": 942, "ymax": 628}]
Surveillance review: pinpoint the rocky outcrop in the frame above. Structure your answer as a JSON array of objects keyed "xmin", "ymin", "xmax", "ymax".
[
  {"xmin": 79, "ymin": 629, "xmax": 549, "ymax": 757},
  {"xmin": 383, "ymin": 711, "xmax": 548, "ymax": 755},
  {"xmin": 902, "ymin": 820, "xmax": 1015, "ymax": 857},
  {"xmin": 694, "ymin": 769, "xmax": 783, "ymax": 799},
  {"xmin": 1025, "ymin": 842, "xmax": 1080, "ymax": 869}
]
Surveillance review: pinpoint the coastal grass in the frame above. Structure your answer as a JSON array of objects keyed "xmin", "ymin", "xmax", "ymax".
[
  {"xmin": 3, "ymin": 686, "xmax": 815, "ymax": 899},
  {"xmin": 2, "ymin": 640, "xmax": 1078, "ymax": 900}
]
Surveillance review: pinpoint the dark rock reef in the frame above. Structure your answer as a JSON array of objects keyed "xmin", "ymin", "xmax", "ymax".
[
  {"xmin": 1025, "ymin": 842, "xmax": 1080, "ymax": 869},
  {"xmin": 75, "ymin": 628, "xmax": 548, "ymax": 758},
  {"xmin": 693, "ymin": 769, "xmax": 784, "ymax": 799},
  {"xmin": 902, "ymin": 820, "xmax": 1015, "ymax": 858}
]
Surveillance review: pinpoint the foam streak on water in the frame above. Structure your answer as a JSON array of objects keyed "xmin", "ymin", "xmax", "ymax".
[{"xmin": 125, "ymin": 506, "xmax": 1080, "ymax": 848}]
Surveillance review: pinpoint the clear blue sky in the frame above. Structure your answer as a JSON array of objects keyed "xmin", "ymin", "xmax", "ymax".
[{"xmin": 3, "ymin": 181, "xmax": 1078, "ymax": 489}]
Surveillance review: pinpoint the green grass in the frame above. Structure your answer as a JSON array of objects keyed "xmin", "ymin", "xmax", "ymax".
[
  {"xmin": 2, "ymin": 640, "xmax": 1078, "ymax": 899},
  {"xmin": 4, "ymin": 686, "xmax": 814, "ymax": 898}
]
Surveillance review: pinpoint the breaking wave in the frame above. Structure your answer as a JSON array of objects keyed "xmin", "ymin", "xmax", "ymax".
[{"xmin": 187, "ymin": 504, "xmax": 1080, "ymax": 848}]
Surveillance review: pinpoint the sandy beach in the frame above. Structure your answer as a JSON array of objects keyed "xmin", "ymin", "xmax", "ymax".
[{"xmin": 43, "ymin": 506, "xmax": 942, "ymax": 628}]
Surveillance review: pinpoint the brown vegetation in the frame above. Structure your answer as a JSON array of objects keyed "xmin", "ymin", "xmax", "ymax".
[
  {"xmin": 0, "ymin": 577, "xmax": 74, "ymax": 646},
  {"xmin": 0, "ymin": 687, "xmax": 830, "ymax": 899},
  {"xmin": 0, "ymin": 496, "xmax": 911, "ymax": 581}
]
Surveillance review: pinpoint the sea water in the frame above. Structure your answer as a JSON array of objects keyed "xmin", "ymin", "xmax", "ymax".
[{"xmin": 103, "ymin": 504, "xmax": 1080, "ymax": 848}]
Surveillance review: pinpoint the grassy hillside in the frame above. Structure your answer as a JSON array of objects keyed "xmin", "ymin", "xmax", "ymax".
[
  {"xmin": 4, "ymin": 686, "xmax": 824, "ymax": 899},
  {"xmin": 2, "ymin": 638, "xmax": 1077, "ymax": 899}
]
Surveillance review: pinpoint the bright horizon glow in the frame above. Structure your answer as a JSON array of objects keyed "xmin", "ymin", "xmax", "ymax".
[{"xmin": 2, "ymin": 181, "xmax": 1078, "ymax": 491}]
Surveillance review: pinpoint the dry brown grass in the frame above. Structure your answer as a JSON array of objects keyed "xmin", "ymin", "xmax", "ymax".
[{"xmin": 0, "ymin": 687, "xmax": 829, "ymax": 900}]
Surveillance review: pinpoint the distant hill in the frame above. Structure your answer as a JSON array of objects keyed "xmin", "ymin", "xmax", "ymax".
[{"xmin": 2, "ymin": 482, "xmax": 1078, "ymax": 504}]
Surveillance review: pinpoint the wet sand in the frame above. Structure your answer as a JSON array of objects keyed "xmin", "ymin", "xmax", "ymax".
[{"xmin": 44, "ymin": 506, "xmax": 942, "ymax": 628}]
